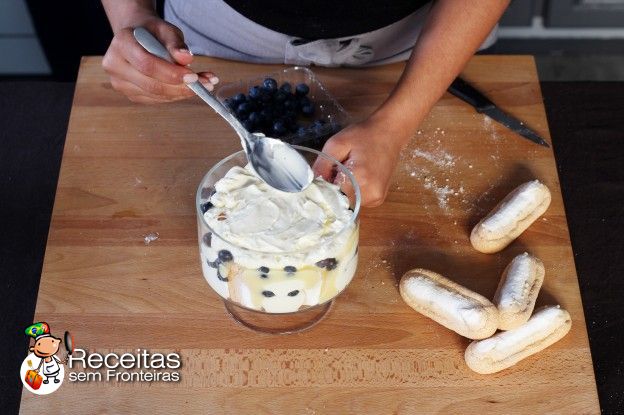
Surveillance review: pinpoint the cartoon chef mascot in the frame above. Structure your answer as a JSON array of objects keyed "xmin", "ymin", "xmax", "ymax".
[{"xmin": 24, "ymin": 322, "xmax": 67, "ymax": 385}]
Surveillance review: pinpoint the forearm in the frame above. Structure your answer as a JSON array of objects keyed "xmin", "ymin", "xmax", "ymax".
[
  {"xmin": 373, "ymin": 0, "xmax": 510, "ymax": 142},
  {"xmin": 101, "ymin": 0, "xmax": 158, "ymax": 33}
]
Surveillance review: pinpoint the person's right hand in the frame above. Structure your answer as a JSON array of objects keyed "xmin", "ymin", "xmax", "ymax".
[{"xmin": 102, "ymin": 16, "xmax": 219, "ymax": 104}]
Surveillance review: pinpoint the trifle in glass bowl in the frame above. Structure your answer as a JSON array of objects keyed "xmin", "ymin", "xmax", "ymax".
[{"xmin": 196, "ymin": 146, "xmax": 360, "ymax": 333}]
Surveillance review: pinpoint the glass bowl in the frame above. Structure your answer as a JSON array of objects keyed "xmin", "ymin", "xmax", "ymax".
[{"xmin": 196, "ymin": 146, "xmax": 360, "ymax": 333}]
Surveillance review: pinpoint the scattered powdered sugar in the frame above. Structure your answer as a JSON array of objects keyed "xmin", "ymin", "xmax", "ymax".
[
  {"xmin": 143, "ymin": 232, "xmax": 159, "ymax": 245},
  {"xmin": 412, "ymin": 149, "xmax": 456, "ymax": 168},
  {"xmin": 423, "ymin": 177, "xmax": 465, "ymax": 210},
  {"xmin": 397, "ymin": 123, "xmax": 506, "ymax": 215},
  {"xmin": 483, "ymin": 116, "xmax": 502, "ymax": 141}
]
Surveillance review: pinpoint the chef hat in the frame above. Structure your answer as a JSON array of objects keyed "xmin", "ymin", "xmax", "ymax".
[{"xmin": 25, "ymin": 322, "xmax": 51, "ymax": 340}]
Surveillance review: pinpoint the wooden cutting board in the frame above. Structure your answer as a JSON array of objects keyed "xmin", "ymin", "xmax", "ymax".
[{"xmin": 20, "ymin": 56, "xmax": 599, "ymax": 414}]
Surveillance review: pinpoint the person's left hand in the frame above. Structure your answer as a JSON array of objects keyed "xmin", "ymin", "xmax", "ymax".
[{"xmin": 313, "ymin": 117, "xmax": 410, "ymax": 207}]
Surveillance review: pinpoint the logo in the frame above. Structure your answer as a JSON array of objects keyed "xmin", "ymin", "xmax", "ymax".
[{"xmin": 20, "ymin": 322, "xmax": 74, "ymax": 395}]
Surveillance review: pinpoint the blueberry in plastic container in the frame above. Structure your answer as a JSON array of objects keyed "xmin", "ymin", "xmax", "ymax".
[
  {"xmin": 296, "ymin": 126, "xmax": 309, "ymax": 137},
  {"xmin": 272, "ymin": 120, "xmax": 288, "ymax": 136},
  {"xmin": 260, "ymin": 87, "xmax": 273, "ymax": 102},
  {"xmin": 301, "ymin": 104, "xmax": 315, "ymax": 116},
  {"xmin": 295, "ymin": 83, "xmax": 310, "ymax": 96},
  {"xmin": 233, "ymin": 93, "xmax": 247, "ymax": 105},
  {"xmin": 284, "ymin": 99, "xmax": 297, "ymax": 111},
  {"xmin": 279, "ymin": 82, "xmax": 292, "ymax": 94},
  {"xmin": 236, "ymin": 102, "xmax": 252, "ymax": 118},
  {"xmin": 312, "ymin": 119, "xmax": 327, "ymax": 135},
  {"xmin": 242, "ymin": 119, "xmax": 255, "ymax": 132},
  {"xmin": 274, "ymin": 91, "xmax": 287, "ymax": 102},
  {"xmin": 259, "ymin": 108, "xmax": 273, "ymax": 122},
  {"xmin": 263, "ymin": 78, "xmax": 278, "ymax": 91},
  {"xmin": 224, "ymin": 97, "xmax": 237, "ymax": 111},
  {"xmin": 248, "ymin": 85, "xmax": 262, "ymax": 100}
]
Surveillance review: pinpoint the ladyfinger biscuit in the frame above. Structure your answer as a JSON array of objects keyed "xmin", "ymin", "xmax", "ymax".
[
  {"xmin": 465, "ymin": 305, "xmax": 571, "ymax": 374},
  {"xmin": 471, "ymin": 180, "xmax": 551, "ymax": 254},
  {"xmin": 400, "ymin": 268, "xmax": 499, "ymax": 340},
  {"xmin": 494, "ymin": 252, "xmax": 545, "ymax": 330}
]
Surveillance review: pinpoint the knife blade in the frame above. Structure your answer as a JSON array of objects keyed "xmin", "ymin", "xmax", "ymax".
[{"xmin": 448, "ymin": 77, "xmax": 550, "ymax": 148}]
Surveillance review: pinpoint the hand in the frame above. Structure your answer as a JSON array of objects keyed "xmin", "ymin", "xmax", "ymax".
[
  {"xmin": 102, "ymin": 16, "xmax": 219, "ymax": 104},
  {"xmin": 313, "ymin": 117, "xmax": 410, "ymax": 207}
]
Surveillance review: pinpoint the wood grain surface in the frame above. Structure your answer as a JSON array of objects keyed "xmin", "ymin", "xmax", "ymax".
[{"xmin": 20, "ymin": 56, "xmax": 599, "ymax": 414}]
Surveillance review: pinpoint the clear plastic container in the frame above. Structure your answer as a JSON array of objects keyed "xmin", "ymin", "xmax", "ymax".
[
  {"xmin": 216, "ymin": 67, "xmax": 350, "ymax": 150},
  {"xmin": 196, "ymin": 146, "xmax": 360, "ymax": 333}
]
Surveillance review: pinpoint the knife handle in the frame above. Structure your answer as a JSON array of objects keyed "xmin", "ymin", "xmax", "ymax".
[{"xmin": 448, "ymin": 77, "xmax": 495, "ymax": 113}]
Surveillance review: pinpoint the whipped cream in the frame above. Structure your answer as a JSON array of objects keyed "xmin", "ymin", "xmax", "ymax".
[{"xmin": 204, "ymin": 165, "xmax": 353, "ymax": 253}]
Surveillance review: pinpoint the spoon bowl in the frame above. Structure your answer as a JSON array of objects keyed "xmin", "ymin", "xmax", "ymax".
[{"xmin": 133, "ymin": 27, "xmax": 314, "ymax": 192}]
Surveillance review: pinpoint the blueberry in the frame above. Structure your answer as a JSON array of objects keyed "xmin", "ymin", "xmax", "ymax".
[
  {"xmin": 242, "ymin": 119, "xmax": 254, "ymax": 132},
  {"xmin": 284, "ymin": 99, "xmax": 297, "ymax": 111},
  {"xmin": 248, "ymin": 85, "xmax": 262, "ymax": 100},
  {"xmin": 273, "ymin": 102, "xmax": 286, "ymax": 116},
  {"xmin": 301, "ymin": 104, "xmax": 315, "ymax": 116},
  {"xmin": 248, "ymin": 111, "xmax": 263, "ymax": 125},
  {"xmin": 313, "ymin": 123, "xmax": 326, "ymax": 135},
  {"xmin": 298, "ymin": 96, "xmax": 311, "ymax": 107},
  {"xmin": 258, "ymin": 266, "xmax": 270, "ymax": 273},
  {"xmin": 216, "ymin": 264, "xmax": 228, "ymax": 281},
  {"xmin": 259, "ymin": 88, "xmax": 273, "ymax": 102},
  {"xmin": 274, "ymin": 91, "xmax": 287, "ymax": 102},
  {"xmin": 237, "ymin": 102, "xmax": 252, "ymax": 118},
  {"xmin": 201, "ymin": 187, "xmax": 215, "ymax": 199},
  {"xmin": 273, "ymin": 120, "xmax": 287, "ymax": 136},
  {"xmin": 296, "ymin": 126, "xmax": 309, "ymax": 137},
  {"xmin": 312, "ymin": 119, "xmax": 327, "ymax": 134},
  {"xmin": 260, "ymin": 274, "xmax": 268, "ymax": 279},
  {"xmin": 315, "ymin": 257, "xmax": 338, "ymax": 271},
  {"xmin": 284, "ymin": 109, "xmax": 297, "ymax": 121},
  {"xmin": 224, "ymin": 98, "xmax": 237, "ymax": 111},
  {"xmin": 200, "ymin": 201, "xmax": 213, "ymax": 213},
  {"xmin": 287, "ymin": 290, "xmax": 300, "ymax": 297},
  {"xmin": 259, "ymin": 108, "xmax": 273, "ymax": 121},
  {"xmin": 233, "ymin": 93, "xmax": 246, "ymax": 105},
  {"xmin": 284, "ymin": 265, "xmax": 297, "ymax": 274},
  {"xmin": 295, "ymin": 83, "xmax": 310, "ymax": 96},
  {"xmin": 263, "ymin": 78, "xmax": 278, "ymax": 91},
  {"xmin": 218, "ymin": 250, "xmax": 233, "ymax": 262},
  {"xmin": 202, "ymin": 232, "xmax": 212, "ymax": 247},
  {"xmin": 280, "ymin": 82, "xmax": 292, "ymax": 94},
  {"xmin": 262, "ymin": 290, "xmax": 275, "ymax": 297}
]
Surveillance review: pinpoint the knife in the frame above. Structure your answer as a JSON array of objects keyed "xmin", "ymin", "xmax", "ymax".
[{"xmin": 448, "ymin": 77, "xmax": 550, "ymax": 147}]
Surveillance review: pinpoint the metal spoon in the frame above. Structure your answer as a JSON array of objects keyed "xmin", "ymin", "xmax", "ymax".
[{"xmin": 133, "ymin": 27, "xmax": 313, "ymax": 193}]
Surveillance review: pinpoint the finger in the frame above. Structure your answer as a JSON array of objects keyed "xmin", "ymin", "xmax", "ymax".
[
  {"xmin": 153, "ymin": 23, "xmax": 194, "ymax": 66},
  {"xmin": 338, "ymin": 160, "xmax": 387, "ymax": 208},
  {"xmin": 335, "ymin": 158, "xmax": 358, "ymax": 205},
  {"xmin": 198, "ymin": 71, "xmax": 220, "ymax": 86},
  {"xmin": 117, "ymin": 29, "xmax": 193, "ymax": 85},
  {"xmin": 108, "ymin": 57, "xmax": 198, "ymax": 99},
  {"xmin": 313, "ymin": 137, "xmax": 351, "ymax": 180},
  {"xmin": 111, "ymin": 77, "xmax": 185, "ymax": 102},
  {"xmin": 171, "ymin": 47, "xmax": 194, "ymax": 67},
  {"xmin": 127, "ymin": 94, "xmax": 172, "ymax": 105}
]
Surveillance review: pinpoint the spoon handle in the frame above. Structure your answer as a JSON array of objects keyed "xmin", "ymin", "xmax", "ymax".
[{"xmin": 132, "ymin": 27, "xmax": 251, "ymax": 148}]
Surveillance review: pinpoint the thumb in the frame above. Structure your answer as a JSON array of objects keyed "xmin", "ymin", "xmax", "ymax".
[
  {"xmin": 313, "ymin": 137, "xmax": 351, "ymax": 181},
  {"xmin": 156, "ymin": 23, "xmax": 193, "ymax": 66}
]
